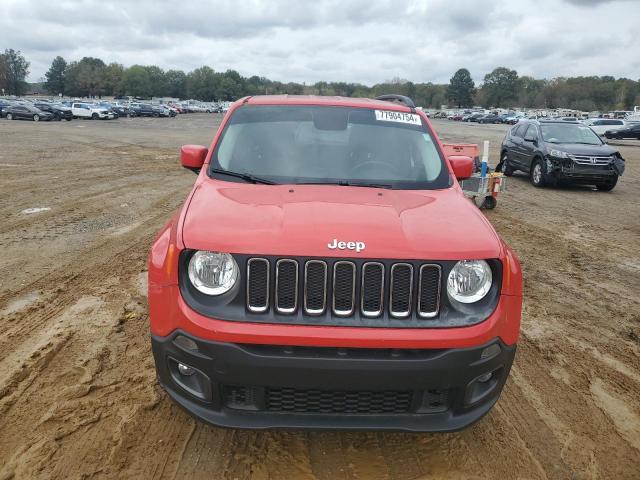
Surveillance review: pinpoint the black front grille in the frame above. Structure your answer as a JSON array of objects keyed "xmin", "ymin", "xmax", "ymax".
[
  {"xmin": 245, "ymin": 257, "xmax": 442, "ymax": 322},
  {"xmin": 266, "ymin": 387, "xmax": 413, "ymax": 414}
]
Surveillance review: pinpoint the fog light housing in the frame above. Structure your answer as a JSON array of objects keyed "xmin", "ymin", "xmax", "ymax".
[
  {"xmin": 167, "ymin": 357, "xmax": 212, "ymax": 402},
  {"xmin": 178, "ymin": 363, "xmax": 196, "ymax": 376}
]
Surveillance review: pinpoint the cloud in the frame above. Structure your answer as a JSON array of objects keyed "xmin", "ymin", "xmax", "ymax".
[{"xmin": 1, "ymin": 0, "xmax": 638, "ymax": 85}]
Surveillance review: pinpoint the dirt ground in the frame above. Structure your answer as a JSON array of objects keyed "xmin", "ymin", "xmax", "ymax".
[{"xmin": 0, "ymin": 114, "xmax": 638, "ymax": 480}]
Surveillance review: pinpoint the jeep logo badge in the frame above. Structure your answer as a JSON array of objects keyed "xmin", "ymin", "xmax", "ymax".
[{"xmin": 327, "ymin": 239, "xmax": 365, "ymax": 252}]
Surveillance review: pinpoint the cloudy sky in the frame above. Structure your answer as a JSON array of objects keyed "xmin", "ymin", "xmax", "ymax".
[{"xmin": 2, "ymin": 0, "xmax": 639, "ymax": 85}]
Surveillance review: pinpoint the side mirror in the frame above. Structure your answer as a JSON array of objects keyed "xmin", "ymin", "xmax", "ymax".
[
  {"xmin": 448, "ymin": 155, "xmax": 474, "ymax": 180},
  {"xmin": 181, "ymin": 145, "xmax": 208, "ymax": 173}
]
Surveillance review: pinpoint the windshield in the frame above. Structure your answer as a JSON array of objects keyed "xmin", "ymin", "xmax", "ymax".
[
  {"xmin": 541, "ymin": 124, "xmax": 603, "ymax": 145},
  {"xmin": 210, "ymin": 105, "xmax": 449, "ymax": 189}
]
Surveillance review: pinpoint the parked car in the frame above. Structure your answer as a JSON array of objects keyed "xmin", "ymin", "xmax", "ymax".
[
  {"xmin": 148, "ymin": 94, "xmax": 523, "ymax": 431},
  {"xmin": 4, "ymin": 104, "xmax": 54, "ymax": 121},
  {"xmin": 464, "ymin": 113, "xmax": 484, "ymax": 122},
  {"xmin": 129, "ymin": 103, "xmax": 158, "ymax": 117},
  {"xmin": 34, "ymin": 102, "xmax": 73, "ymax": 121},
  {"xmin": 0, "ymin": 99, "xmax": 14, "ymax": 117},
  {"xmin": 604, "ymin": 123, "xmax": 640, "ymax": 140},
  {"xmin": 71, "ymin": 102, "xmax": 115, "ymax": 120},
  {"xmin": 582, "ymin": 118, "xmax": 626, "ymax": 136},
  {"xmin": 500, "ymin": 119, "xmax": 624, "ymax": 191},
  {"xmin": 478, "ymin": 114, "xmax": 500, "ymax": 124}
]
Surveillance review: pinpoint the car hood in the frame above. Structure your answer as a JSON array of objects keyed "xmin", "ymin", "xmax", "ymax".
[
  {"xmin": 544, "ymin": 142, "xmax": 616, "ymax": 156},
  {"xmin": 182, "ymin": 180, "xmax": 503, "ymax": 260}
]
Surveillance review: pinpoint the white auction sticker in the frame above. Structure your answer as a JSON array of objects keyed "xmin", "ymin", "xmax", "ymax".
[{"xmin": 375, "ymin": 110, "xmax": 422, "ymax": 125}]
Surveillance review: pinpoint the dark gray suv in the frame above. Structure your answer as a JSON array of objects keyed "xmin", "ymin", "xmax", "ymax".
[{"xmin": 499, "ymin": 120, "xmax": 625, "ymax": 191}]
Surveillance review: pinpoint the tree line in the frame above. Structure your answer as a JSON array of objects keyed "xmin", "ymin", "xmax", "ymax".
[{"xmin": 1, "ymin": 49, "xmax": 639, "ymax": 111}]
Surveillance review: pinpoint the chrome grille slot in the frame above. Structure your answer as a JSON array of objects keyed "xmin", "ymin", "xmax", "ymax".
[
  {"xmin": 275, "ymin": 259, "xmax": 298, "ymax": 314},
  {"xmin": 332, "ymin": 261, "xmax": 356, "ymax": 316},
  {"xmin": 361, "ymin": 262, "xmax": 384, "ymax": 317},
  {"xmin": 246, "ymin": 258, "xmax": 269, "ymax": 313},
  {"xmin": 418, "ymin": 264, "xmax": 441, "ymax": 318},
  {"xmin": 390, "ymin": 263, "xmax": 413, "ymax": 318},
  {"xmin": 569, "ymin": 155, "xmax": 612, "ymax": 165},
  {"xmin": 304, "ymin": 260, "xmax": 327, "ymax": 315}
]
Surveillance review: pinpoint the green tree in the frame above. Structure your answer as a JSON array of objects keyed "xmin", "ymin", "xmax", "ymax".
[
  {"xmin": 187, "ymin": 66, "xmax": 217, "ymax": 100},
  {"xmin": 481, "ymin": 67, "xmax": 520, "ymax": 107},
  {"xmin": 165, "ymin": 69, "xmax": 187, "ymax": 98},
  {"xmin": 447, "ymin": 68, "xmax": 475, "ymax": 107},
  {"xmin": 0, "ymin": 49, "xmax": 30, "ymax": 95},
  {"xmin": 103, "ymin": 63, "xmax": 124, "ymax": 96},
  {"xmin": 121, "ymin": 65, "xmax": 151, "ymax": 97},
  {"xmin": 144, "ymin": 65, "xmax": 167, "ymax": 97},
  {"xmin": 44, "ymin": 56, "xmax": 67, "ymax": 95},
  {"xmin": 65, "ymin": 57, "xmax": 107, "ymax": 97}
]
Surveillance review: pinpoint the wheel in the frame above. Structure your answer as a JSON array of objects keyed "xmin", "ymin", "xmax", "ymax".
[
  {"xmin": 91, "ymin": 113, "xmax": 99, "ymax": 120},
  {"xmin": 530, "ymin": 158, "xmax": 546, "ymax": 187},
  {"xmin": 55, "ymin": 115, "xmax": 62, "ymax": 121},
  {"xmin": 480, "ymin": 196, "xmax": 497, "ymax": 210},
  {"xmin": 500, "ymin": 152, "xmax": 514, "ymax": 176},
  {"xmin": 33, "ymin": 114, "xmax": 40, "ymax": 122},
  {"xmin": 66, "ymin": 118, "xmax": 72, "ymax": 121},
  {"xmin": 6, "ymin": 113, "xmax": 13, "ymax": 120},
  {"xmin": 596, "ymin": 177, "xmax": 618, "ymax": 191}
]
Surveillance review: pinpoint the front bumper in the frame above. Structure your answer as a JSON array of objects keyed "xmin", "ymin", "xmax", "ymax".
[
  {"xmin": 547, "ymin": 157, "xmax": 619, "ymax": 182},
  {"xmin": 152, "ymin": 331, "xmax": 516, "ymax": 431}
]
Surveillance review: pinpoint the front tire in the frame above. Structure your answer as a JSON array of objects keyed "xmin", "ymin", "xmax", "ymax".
[
  {"xmin": 530, "ymin": 158, "xmax": 546, "ymax": 187},
  {"xmin": 6, "ymin": 113, "xmax": 13, "ymax": 120},
  {"xmin": 92, "ymin": 113, "xmax": 99, "ymax": 120},
  {"xmin": 596, "ymin": 177, "xmax": 618, "ymax": 191},
  {"xmin": 33, "ymin": 114, "xmax": 40, "ymax": 122},
  {"xmin": 501, "ymin": 152, "xmax": 514, "ymax": 176}
]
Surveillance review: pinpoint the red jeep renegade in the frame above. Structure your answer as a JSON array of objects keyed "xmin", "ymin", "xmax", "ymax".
[{"xmin": 148, "ymin": 94, "xmax": 522, "ymax": 431}]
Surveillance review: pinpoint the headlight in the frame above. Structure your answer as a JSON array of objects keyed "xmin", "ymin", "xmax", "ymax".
[
  {"xmin": 447, "ymin": 260, "xmax": 492, "ymax": 303},
  {"xmin": 188, "ymin": 251, "xmax": 238, "ymax": 295},
  {"xmin": 548, "ymin": 149, "xmax": 568, "ymax": 159}
]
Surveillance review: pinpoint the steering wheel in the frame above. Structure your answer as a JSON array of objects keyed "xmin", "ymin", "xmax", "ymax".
[{"xmin": 349, "ymin": 160, "xmax": 397, "ymax": 177}]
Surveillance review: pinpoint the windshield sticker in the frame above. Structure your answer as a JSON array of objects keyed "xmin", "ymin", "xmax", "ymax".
[{"xmin": 375, "ymin": 110, "xmax": 422, "ymax": 125}]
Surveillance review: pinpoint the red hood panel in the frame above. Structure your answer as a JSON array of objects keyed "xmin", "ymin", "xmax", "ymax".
[{"xmin": 182, "ymin": 180, "xmax": 502, "ymax": 260}]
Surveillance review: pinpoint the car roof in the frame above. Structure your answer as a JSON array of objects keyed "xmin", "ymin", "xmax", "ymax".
[{"xmin": 242, "ymin": 95, "xmax": 413, "ymax": 112}]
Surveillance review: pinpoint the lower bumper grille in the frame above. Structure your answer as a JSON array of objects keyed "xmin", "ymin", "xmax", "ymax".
[{"xmin": 267, "ymin": 387, "xmax": 413, "ymax": 414}]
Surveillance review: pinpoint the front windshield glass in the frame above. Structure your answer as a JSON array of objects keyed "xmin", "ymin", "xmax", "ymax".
[
  {"xmin": 541, "ymin": 124, "xmax": 603, "ymax": 145},
  {"xmin": 210, "ymin": 105, "xmax": 448, "ymax": 189}
]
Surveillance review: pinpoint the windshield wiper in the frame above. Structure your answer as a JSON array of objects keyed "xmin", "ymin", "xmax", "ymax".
[
  {"xmin": 297, "ymin": 180, "xmax": 393, "ymax": 189},
  {"xmin": 210, "ymin": 168, "xmax": 275, "ymax": 185}
]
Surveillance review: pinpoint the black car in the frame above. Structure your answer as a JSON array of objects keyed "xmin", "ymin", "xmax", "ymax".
[
  {"xmin": 4, "ymin": 104, "xmax": 55, "ymax": 122},
  {"xmin": 604, "ymin": 123, "xmax": 640, "ymax": 140},
  {"xmin": 479, "ymin": 113, "xmax": 500, "ymax": 124},
  {"xmin": 465, "ymin": 113, "xmax": 484, "ymax": 122},
  {"xmin": 499, "ymin": 120, "xmax": 624, "ymax": 191},
  {"xmin": 34, "ymin": 102, "xmax": 73, "ymax": 121},
  {"xmin": 130, "ymin": 103, "xmax": 159, "ymax": 117}
]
